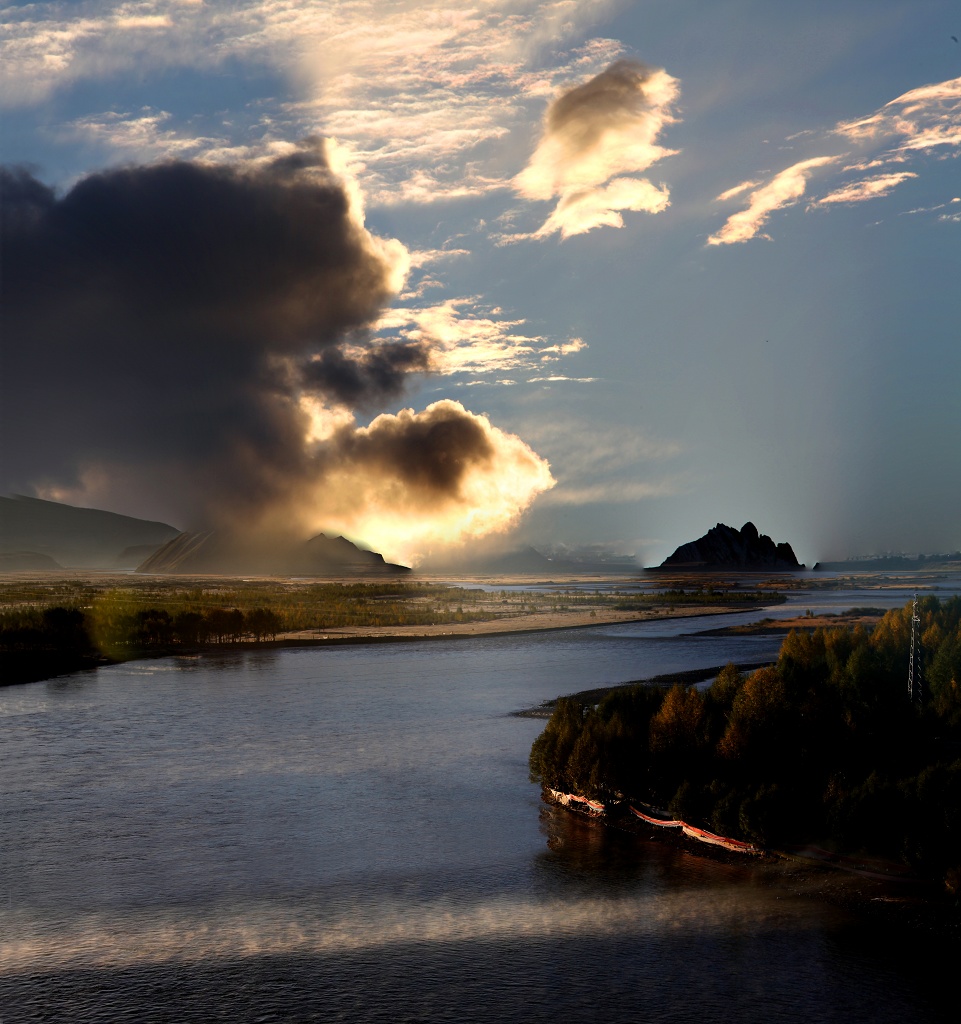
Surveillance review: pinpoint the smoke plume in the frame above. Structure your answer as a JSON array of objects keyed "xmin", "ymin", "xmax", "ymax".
[{"xmin": 1, "ymin": 143, "xmax": 553, "ymax": 556}]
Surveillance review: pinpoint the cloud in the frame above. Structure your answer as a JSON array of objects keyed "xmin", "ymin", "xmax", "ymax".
[
  {"xmin": 813, "ymin": 171, "xmax": 917, "ymax": 206},
  {"xmin": 304, "ymin": 400, "xmax": 555, "ymax": 565},
  {"xmin": 539, "ymin": 479, "xmax": 681, "ymax": 506},
  {"xmin": 300, "ymin": 342, "xmax": 432, "ymax": 410},
  {"xmin": 833, "ymin": 75, "xmax": 961, "ymax": 155},
  {"xmin": 55, "ymin": 108, "xmax": 224, "ymax": 159},
  {"xmin": 708, "ymin": 156, "xmax": 836, "ymax": 245},
  {"xmin": 374, "ymin": 300, "xmax": 588, "ymax": 377},
  {"xmin": 0, "ymin": 2, "xmax": 200, "ymax": 107},
  {"xmin": 0, "ymin": 145, "xmax": 552, "ymax": 550},
  {"xmin": 2, "ymin": 2, "xmax": 629, "ymax": 215},
  {"xmin": 710, "ymin": 74, "xmax": 961, "ymax": 242},
  {"xmin": 510, "ymin": 418, "xmax": 683, "ymax": 508},
  {"xmin": 510, "ymin": 60, "xmax": 679, "ymax": 239}
]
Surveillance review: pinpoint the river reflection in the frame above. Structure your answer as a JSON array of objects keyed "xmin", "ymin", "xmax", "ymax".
[{"xmin": 2, "ymin": 586, "xmax": 959, "ymax": 1022}]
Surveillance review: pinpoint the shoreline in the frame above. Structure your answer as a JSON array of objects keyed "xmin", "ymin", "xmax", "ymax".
[
  {"xmin": 272, "ymin": 602, "xmax": 752, "ymax": 644},
  {"xmin": 513, "ymin": 660, "xmax": 776, "ymax": 717},
  {"xmin": 2, "ymin": 603, "xmax": 759, "ymax": 686},
  {"xmin": 543, "ymin": 790, "xmax": 960, "ymax": 939}
]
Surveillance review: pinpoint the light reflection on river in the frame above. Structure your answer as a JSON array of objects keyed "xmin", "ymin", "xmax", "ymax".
[{"xmin": 1, "ymin": 580, "xmax": 959, "ymax": 1021}]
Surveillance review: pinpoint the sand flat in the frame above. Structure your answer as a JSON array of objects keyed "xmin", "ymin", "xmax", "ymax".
[{"xmin": 276, "ymin": 603, "xmax": 751, "ymax": 643}]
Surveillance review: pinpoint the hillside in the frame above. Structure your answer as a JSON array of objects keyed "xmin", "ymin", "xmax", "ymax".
[
  {"xmin": 136, "ymin": 530, "xmax": 410, "ymax": 575},
  {"xmin": 0, "ymin": 495, "xmax": 180, "ymax": 569}
]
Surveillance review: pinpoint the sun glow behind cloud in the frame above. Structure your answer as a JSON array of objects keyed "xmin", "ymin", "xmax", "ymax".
[
  {"xmin": 5, "ymin": 3, "xmax": 961, "ymax": 560},
  {"xmin": 298, "ymin": 400, "xmax": 556, "ymax": 566}
]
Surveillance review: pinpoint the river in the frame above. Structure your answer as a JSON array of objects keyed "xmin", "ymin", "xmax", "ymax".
[{"xmin": 2, "ymin": 577, "xmax": 959, "ymax": 1021}]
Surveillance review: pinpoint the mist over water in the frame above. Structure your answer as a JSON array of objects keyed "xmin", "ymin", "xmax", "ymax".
[{"xmin": 2, "ymin": 586, "xmax": 959, "ymax": 1021}]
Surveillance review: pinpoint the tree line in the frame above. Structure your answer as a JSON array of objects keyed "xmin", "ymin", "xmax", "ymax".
[{"xmin": 529, "ymin": 596, "xmax": 961, "ymax": 892}]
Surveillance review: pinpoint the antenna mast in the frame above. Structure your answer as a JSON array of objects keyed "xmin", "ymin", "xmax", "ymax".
[{"xmin": 907, "ymin": 594, "xmax": 923, "ymax": 704}]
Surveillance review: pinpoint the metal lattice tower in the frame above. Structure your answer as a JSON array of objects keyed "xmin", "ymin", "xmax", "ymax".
[{"xmin": 907, "ymin": 594, "xmax": 923, "ymax": 704}]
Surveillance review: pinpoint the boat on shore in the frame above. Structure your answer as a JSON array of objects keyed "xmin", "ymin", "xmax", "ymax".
[{"xmin": 545, "ymin": 788, "xmax": 760, "ymax": 854}]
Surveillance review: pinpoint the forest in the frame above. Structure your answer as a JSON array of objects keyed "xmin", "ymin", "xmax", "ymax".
[
  {"xmin": 529, "ymin": 596, "xmax": 961, "ymax": 891},
  {"xmin": 0, "ymin": 580, "xmax": 499, "ymax": 683}
]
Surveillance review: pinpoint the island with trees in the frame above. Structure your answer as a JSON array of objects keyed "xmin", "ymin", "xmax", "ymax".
[{"xmin": 529, "ymin": 596, "xmax": 961, "ymax": 896}]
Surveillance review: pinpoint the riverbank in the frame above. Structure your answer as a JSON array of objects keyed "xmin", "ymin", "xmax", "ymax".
[
  {"xmin": 543, "ymin": 789, "xmax": 960, "ymax": 939},
  {"xmin": 513, "ymin": 660, "xmax": 776, "ymax": 717},
  {"xmin": 273, "ymin": 602, "xmax": 751, "ymax": 643},
  {"xmin": 696, "ymin": 608, "xmax": 886, "ymax": 637},
  {"xmin": 1, "ymin": 602, "xmax": 759, "ymax": 686}
]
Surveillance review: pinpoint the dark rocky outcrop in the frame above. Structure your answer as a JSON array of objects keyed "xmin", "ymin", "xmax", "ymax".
[
  {"xmin": 136, "ymin": 530, "xmax": 410, "ymax": 576},
  {"xmin": 658, "ymin": 522, "xmax": 802, "ymax": 570},
  {"xmin": 0, "ymin": 495, "xmax": 180, "ymax": 568}
]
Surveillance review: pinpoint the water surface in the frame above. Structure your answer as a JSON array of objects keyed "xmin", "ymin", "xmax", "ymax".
[{"xmin": 2, "ymin": 588, "xmax": 957, "ymax": 1021}]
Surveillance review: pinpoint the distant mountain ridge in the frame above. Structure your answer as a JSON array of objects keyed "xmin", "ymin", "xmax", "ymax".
[
  {"xmin": 658, "ymin": 522, "xmax": 802, "ymax": 570},
  {"xmin": 136, "ymin": 530, "xmax": 410, "ymax": 575},
  {"xmin": 0, "ymin": 495, "xmax": 180, "ymax": 568}
]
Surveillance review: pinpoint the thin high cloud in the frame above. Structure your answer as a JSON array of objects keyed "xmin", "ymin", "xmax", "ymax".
[
  {"xmin": 374, "ymin": 300, "xmax": 588, "ymax": 378},
  {"xmin": 708, "ymin": 157, "xmax": 836, "ymax": 245},
  {"xmin": 507, "ymin": 60, "xmax": 679, "ymax": 240},
  {"xmin": 711, "ymin": 74, "xmax": 961, "ymax": 244},
  {"xmin": 513, "ymin": 419, "xmax": 684, "ymax": 508},
  {"xmin": 835, "ymin": 75, "xmax": 961, "ymax": 150},
  {"xmin": 2, "ymin": 1, "xmax": 627, "ymax": 209},
  {"xmin": 814, "ymin": 171, "xmax": 918, "ymax": 206},
  {"xmin": 56, "ymin": 108, "xmax": 224, "ymax": 160}
]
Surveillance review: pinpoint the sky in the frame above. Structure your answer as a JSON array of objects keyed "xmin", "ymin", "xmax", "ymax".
[{"xmin": 2, "ymin": 0, "xmax": 960, "ymax": 567}]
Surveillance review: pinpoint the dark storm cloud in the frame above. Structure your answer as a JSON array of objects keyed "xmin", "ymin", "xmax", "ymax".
[
  {"xmin": 546, "ymin": 60, "xmax": 660, "ymax": 153},
  {"xmin": 0, "ymin": 142, "xmax": 438, "ymax": 526},
  {"xmin": 301, "ymin": 340, "xmax": 431, "ymax": 410},
  {"xmin": 3, "ymin": 143, "xmax": 391, "ymax": 348},
  {"xmin": 0, "ymin": 144, "xmax": 554, "ymax": 542},
  {"xmin": 328, "ymin": 400, "xmax": 496, "ymax": 496}
]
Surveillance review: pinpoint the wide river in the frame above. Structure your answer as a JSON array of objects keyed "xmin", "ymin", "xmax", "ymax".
[{"xmin": 2, "ymin": 577, "xmax": 959, "ymax": 1021}]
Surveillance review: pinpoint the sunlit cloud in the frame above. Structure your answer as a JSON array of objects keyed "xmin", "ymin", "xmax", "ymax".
[
  {"xmin": 709, "ymin": 73, "xmax": 961, "ymax": 243},
  {"xmin": 508, "ymin": 60, "xmax": 679, "ymax": 239},
  {"xmin": 302, "ymin": 400, "xmax": 556, "ymax": 565},
  {"xmin": 813, "ymin": 171, "xmax": 917, "ymax": 206},
  {"xmin": 373, "ymin": 300, "xmax": 587, "ymax": 378},
  {"xmin": 708, "ymin": 156, "xmax": 836, "ymax": 245},
  {"xmin": 0, "ymin": 2, "xmax": 203, "ymax": 106},
  {"xmin": 834, "ymin": 75, "xmax": 961, "ymax": 155},
  {"xmin": 527, "ymin": 375, "xmax": 599, "ymax": 383},
  {"xmin": 55, "ymin": 108, "xmax": 223, "ymax": 159},
  {"xmin": 1, "ymin": 1, "xmax": 627, "ymax": 213},
  {"xmin": 715, "ymin": 180, "xmax": 760, "ymax": 202}
]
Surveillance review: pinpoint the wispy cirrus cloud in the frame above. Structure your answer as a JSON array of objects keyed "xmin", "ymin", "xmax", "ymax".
[
  {"xmin": 372, "ymin": 299, "xmax": 587, "ymax": 379},
  {"xmin": 708, "ymin": 156, "xmax": 836, "ymax": 245},
  {"xmin": 710, "ymin": 73, "xmax": 961, "ymax": 243},
  {"xmin": 813, "ymin": 171, "xmax": 918, "ymax": 206},
  {"xmin": 512, "ymin": 418, "xmax": 684, "ymax": 507},
  {"xmin": 505, "ymin": 60, "xmax": 679, "ymax": 240},
  {"xmin": 55, "ymin": 107, "xmax": 224, "ymax": 159},
  {"xmin": 1, "ymin": 2, "xmax": 629, "ymax": 210},
  {"xmin": 835, "ymin": 76, "xmax": 961, "ymax": 149}
]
